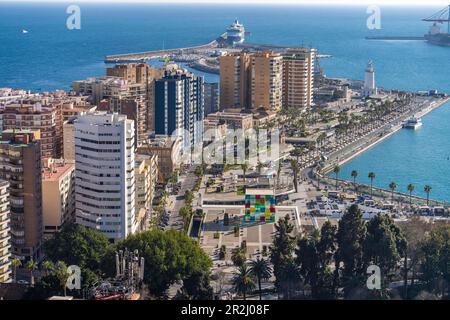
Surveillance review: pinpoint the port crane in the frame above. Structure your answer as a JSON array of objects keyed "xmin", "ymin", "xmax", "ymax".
[{"xmin": 422, "ymin": 4, "xmax": 450, "ymax": 34}]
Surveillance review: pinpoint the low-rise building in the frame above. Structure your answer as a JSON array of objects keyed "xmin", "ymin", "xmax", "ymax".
[
  {"xmin": 137, "ymin": 135, "xmax": 182, "ymax": 182},
  {"xmin": 42, "ymin": 159, "xmax": 75, "ymax": 239},
  {"xmin": 134, "ymin": 154, "xmax": 158, "ymax": 232}
]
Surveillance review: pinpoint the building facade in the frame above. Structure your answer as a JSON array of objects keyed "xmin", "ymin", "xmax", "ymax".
[
  {"xmin": 0, "ymin": 103, "xmax": 63, "ymax": 161},
  {"xmin": 251, "ymin": 51, "xmax": 283, "ymax": 111},
  {"xmin": 0, "ymin": 130, "xmax": 42, "ymax": 261},
  {"xmin": 42, "ymin": 159, "xmax": 75, "ymax": 239},
  {"xmin": 282, "ymin": 48, "xmax": 316, "ymax": 110},
  {"xmin": 204, "ymin": 82, "xmax": 220, "ymax": 116},
  {"xmin": 134, "ymin": 154, "xmax": 158, "ymax": 232},
  {"xmin": 0, "ymin": 180, "xmax": 11, "ymax": 283},
  {"xmin": 74, "ymin": 113, "xmax": 136, "ymax": 241},
  {"xmin": 154, "ymin": 66, "xmax": 204, "ymax": 152},
  {"xmin": 219, "ymin": 52, "xmax": 251, "ymax": 110}
]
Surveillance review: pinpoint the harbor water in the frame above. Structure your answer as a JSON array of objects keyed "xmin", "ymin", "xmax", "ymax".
[{"xmin": 0, "ymin": 3, "xmax": 449, "ymax": 199}]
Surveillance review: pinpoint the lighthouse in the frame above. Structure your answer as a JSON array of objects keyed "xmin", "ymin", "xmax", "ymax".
[{"xmin": 363, "ymin": 60, "xmax": 377, "ymax": 97}]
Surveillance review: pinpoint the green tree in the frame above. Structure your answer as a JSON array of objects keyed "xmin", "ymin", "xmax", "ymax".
[
  {"xmin": 296, "ymin": 221, "xmax": 337, "ymax": 299},
  {"xmin": 44, "ymin": 224, "xmax": 110, "ymax": 289},
  {"xmin": 42, "ymin": 260, "xmax": 54, "ymax": 277},
  {"xmin": 368, "ymin": 172, "xmax": 376, "ymax": 196},
  {"xmin": 389, "ymin": 181, "xmax": 397, "ymax": 203},
  {"xmin": 424, "ymin": 185, "xmax": 432, "ymax": 206},
  {"xmin": 11, "ymin": 258, "xmax": 21, "ymax": 283},
  {"xmin": 399, "ymin": 216, "xmax": 432, "ymax": 299},
  {"xmin": 290, "ymin": 159, "xmax": 300, "ymax": 193},
  {"xmin": 53, "ymin": 261, "xmax": 70, "ymax": 297},
  {"xmin": 333, "ymin": 165, "xmax": 340, "ymax": 190},
  {"xmin": 231, "ymin": 247, "xmax": 246, "ymax": 267},
  {"xmin": 177, "ymin": 271, "xmax": 214, "ymax": 300},
  {"xmin": 270, "ymin": 215, "xmax": 296, "ymax": 298},
  {"xmin": 248, "ymin": 257, "xmax": 272, "ymax": 300},
  {"xmin": 25, "ymin": 259, "xmax": 38, "ymax": 287},
  {"xmin": 111, "ymin": 229, "xmax": 212, "ymax": 297},
  {"xmin": 407, "ymin": 184, "xmax": 415, "ymax": 208},
  {"xmin": 420, "ymin": 224, "xmax": 450, "ymax": 298},
  {"xmin": 335, "ymin": 204, "xmax": 367, "ymax": 298},
  {"xmin": 363, "ymin": 214, "xmax": 407, "ymax": 296},
  {"xmin": 351, "ymin": 170, "xmax": 358, "ymax": 193},
  {"xmin": 232, "ymin": 263, "xmax": 256, "ymax": 300}
]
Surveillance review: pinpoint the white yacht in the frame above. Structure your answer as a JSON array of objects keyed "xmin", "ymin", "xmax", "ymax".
[{"xmin": 403, "ymin": 116, "xmax": 422, "ymax": 129}]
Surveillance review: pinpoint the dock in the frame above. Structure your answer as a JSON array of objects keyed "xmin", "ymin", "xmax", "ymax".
[{"xmin": 104, "ymin": 33, "xmax": 227, "ymax": 63}]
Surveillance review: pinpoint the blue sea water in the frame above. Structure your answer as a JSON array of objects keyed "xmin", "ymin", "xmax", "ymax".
[{"xmin": 0, "ymin": 3, "xmax": 449, "ymax": 199}]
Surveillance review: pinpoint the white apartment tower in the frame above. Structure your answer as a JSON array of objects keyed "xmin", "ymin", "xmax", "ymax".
[
  {"xmin": 74, "ymin": 112, "xmax": 136, "ymax": 241},
  {"xmin": 363, "ymin": 60, "xmax": 377, "ymax": 97}
]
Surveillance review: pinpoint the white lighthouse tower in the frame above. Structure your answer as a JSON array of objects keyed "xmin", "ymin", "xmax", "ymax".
[{"xmin": 363, "ymin": 60, "xmax": 377, "ymax": 97}]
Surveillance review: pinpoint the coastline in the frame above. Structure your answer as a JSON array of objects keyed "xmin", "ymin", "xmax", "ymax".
[{"xmin": 323, "ymin": 96, "xmax": 450, "ymax": 172}]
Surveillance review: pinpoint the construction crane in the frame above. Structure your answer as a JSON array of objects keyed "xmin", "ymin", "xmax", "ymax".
[{"xmin": 422, "ymin": 5, "xmax": 450, "ymax": 34}]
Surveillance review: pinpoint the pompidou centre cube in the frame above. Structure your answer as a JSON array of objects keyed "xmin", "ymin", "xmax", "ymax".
[{"xmin": 244, "ymin": 189, "xmax": 276, "ymax": 222}]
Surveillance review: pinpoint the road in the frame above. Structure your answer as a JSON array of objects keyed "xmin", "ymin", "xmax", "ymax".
[{"xmin": 167, "ymin": 166, "xmax": 198, "ymax": 231}]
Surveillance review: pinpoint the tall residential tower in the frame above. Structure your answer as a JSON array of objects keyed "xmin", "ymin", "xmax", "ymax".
[{"xmin": 74, "ymin": 112, "xmax": 136, "ymax": 241}]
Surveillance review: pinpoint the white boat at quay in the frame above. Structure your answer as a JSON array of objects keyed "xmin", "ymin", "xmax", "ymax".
[{"xmin": 402, "ymin": 116, "xmax": 422, "ymax": 129}]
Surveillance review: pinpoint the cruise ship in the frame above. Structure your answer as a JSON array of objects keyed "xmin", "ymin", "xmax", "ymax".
[
  {"xmin": 226, "ymin": 19, "xmax": 245, "ymax": 45},
  {"xmin": 403, "ymin": 116, "xmax": 422, "ymax": 129}
]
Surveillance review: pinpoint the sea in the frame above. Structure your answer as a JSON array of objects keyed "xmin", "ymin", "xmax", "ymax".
[{"xmin": 0, "ymin": 2, "xmax": 449, "ymax": 200}]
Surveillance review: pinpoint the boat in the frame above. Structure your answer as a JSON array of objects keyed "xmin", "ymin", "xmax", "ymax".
[
  {"xmin": 423, "ymin": 5, "xmax": 450, "ymax": 47},
  {"xmin": 402, "ymin": 116, "xmax": 422, "ymax": 129},
  {"xmin": 226, "ymin": 19, "xmax": 245, "ymax": 45}
]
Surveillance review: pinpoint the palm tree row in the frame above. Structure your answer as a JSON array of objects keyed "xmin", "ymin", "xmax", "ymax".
[
  {"xmin": 349, "ymin": 169, "xmax": 433, "ymax": 206},
  {"xmin": 232, "ymin": 257, "xmax": 272, "ymax": 300}
]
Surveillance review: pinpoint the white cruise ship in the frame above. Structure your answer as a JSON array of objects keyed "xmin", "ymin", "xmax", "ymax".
[
  {"xmin": 402, "ymin": 116, "xmax": 422, "ymax": 129},
  {"xmin": 226, "ymin": 19, "xmax": 245, "ymax": 45}
]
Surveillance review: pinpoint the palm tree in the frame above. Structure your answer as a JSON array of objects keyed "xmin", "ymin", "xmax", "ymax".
[
  {"xmin": 11, "ymin": 258, "xmax": 22, "ymax": 283},
  {"xmin": 25, "ymin": 259, "xmax": 38, "ymax": 287},
  {"xmin": 54, "ymin": 261, "xmax": 70, "ymax": 296},
  {"xmin": 232, "ymin": 263, "xmax": 256, "ymax": 300},
  {"xmin": 42, "ymin": 260, "xmax": 54, "ymax": 277},
  {"xmin": 333, "ymin": 165, "xmax": 340, "ymax": 190},
  {"xmin": 389, "ymin": 181, "xmax": 397, "ymax": 203},
  {"xmin": 241, "ymin": 162, "xmax": 248, "ymax": 186},
  {"xmin": 424, "ymin": 185, "xmax": 432, "ymax": 206},
  {"xmin": 290, "ymin": 159, "xmax": 300, "ymax": 193},
  {"xmin": 351, "ymin": 170, "xmax": 358, "ymax": 192},
  {"xmin": 248, "ymin": 258, "xmax": 272, "ymax": 300},
  {"xmin": 407, "ymin": 184, "xmax": 415, "ymax": 208},
  {"xmin": 368, "ymin": 172, "xmax": 376, "ymax": 196}
]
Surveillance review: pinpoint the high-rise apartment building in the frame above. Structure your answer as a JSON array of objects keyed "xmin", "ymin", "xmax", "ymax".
[
  {"xmin": 0, "ymin": 130, "xmax": 42, "ymax": 261},
  {"xmin": 204, "ymin": 82, "xmax": 220, "ymax": 116},
  {"xmin": 42, "ymin": 159, "xmax": 75, "ymax": 240},
  {"xmin": 73, "ymin": 73, "xmax": 153, "ymax": 146},
  {"xmin": 219, "ymin": 51, "xmax": 283, "ymax": 111},
  {"xmin": 154, "ymin": 65, "xmax": 204, "ymax": 152},
  {"xmin": 74, "ymin": 112, "xmax": 136, "ymax": 241},
  {"xmin": 0, "ymin": 180, "xmax": 11, "ymax": 283},
  {"xmin": 282, "ymin": 48, "xmax": 316, "ymax": 110},
  {"xmin": 106, "ymin": 63, "xmax": 154, "ymax": 85},
  {"xmin": 0, "ymin": 103, "xmax": 63, "ymax": 161},
  {"xmin": 251, "ymin": 51, "xmax": 283, "ymax": 111},
  {"xmin": 219, "ymin": 52, "xmax": 251, "ymax": 110}
]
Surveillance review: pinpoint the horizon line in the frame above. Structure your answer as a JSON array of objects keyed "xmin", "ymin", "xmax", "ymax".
[{"xmin": 0, "ymin": 0, "xmax": 448, "ymax": 7}]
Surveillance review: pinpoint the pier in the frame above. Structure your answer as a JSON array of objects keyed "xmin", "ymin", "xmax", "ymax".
[
  {"xmin": 104, "ymin": 33, "xmax": 227, "ymax": 63},
  {"xmin": 105, "ymin": 32, "xmax": 332, "ymax": 66}
]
